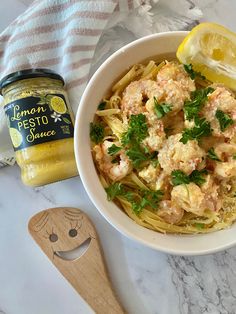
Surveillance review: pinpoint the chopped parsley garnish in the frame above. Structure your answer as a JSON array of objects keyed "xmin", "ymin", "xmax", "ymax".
[
  {"xmin": 105, "ymin": 182, "xmax": 163, "ymax": 214},
  {"xmin": 171, "ymin": 170, "xmax": 190, "ymax": 186},
  {"xmin": 133, "ymin": 190, "xmax": 163, "ymax": 213},
  {"xmin": 233, "ymin": 154, "xmax": 236, "ymax": 160},
  {"xmin": 190, "ymin": 169, "xmax": 208, "ymax": 186},
  {"xmin": 154, "ymin": 97, "xmax": 172, "ymax": 119},
  {"xmin": 126, "ymin": 145, "xmax": 158, "ymax": 168},
  {"xmin": 151, "ymin": 159, "xmax": 159, "ymax": 168},
  {"xmin": 183, "ymin": 87, "xmax": 214, "ymax": 121},
  {"xmin": 121, "ymin": 114, "xmax": 158, "ymax": 168},
  {"xmin": 181, "ymin": 87, "xmax": 214, "ymax": 144},
  {"xmin": 121, "ymin": 114, "xmax": 148, "ymax": 145},
  {"xmin": 90, "ymin": 122, "xmax": 104, "ymax": 144},
  {"xmin": 180, "ymin": 117, "xmax": 212, "ymax": 144},
  {"xmin": 207, "ymin": 148, "xmax": 221, "ymax": 162},
  {"xmin": 105, "ymin": 182, "xmax": 124, "ymax": 201},
  {"xmin": 184, "ymin": 64, "xmax": 206, "ymax": 80},
  {"xmin": 215, "ymin": 109, "xmax": 234, "ymax": 132},
  {"xmin": 125, "ymin": 146, "xmax": 149, "ymax": 168},
  {"xmin": 108, "ymin": 144, "xmax": 122, "ymax": 156},
  {"xmin": 171, "ymin": 169, "xmax": 207, "ymax": 186},
  {"xmin": 195, "ymin": 223, "xmax": 205, "ymax": 230},
  {"xmin": 97, "ymin": 101, "xmax": 106, "ymax": 110}
]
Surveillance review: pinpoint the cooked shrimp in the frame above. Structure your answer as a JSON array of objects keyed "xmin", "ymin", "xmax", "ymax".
[
  {"xmin": 138, "ymin": 165, "xmax": 172, "ymax": 197},
  {"xmin": 214, "ymin": 143, "xmax": 236, "ymax": 178},
  {"xmin": 155, "ymin": 172, "xmax": 170, "ymax": 190},
  {"xmin": 158, "ymin": 200, "xmax": 184, "ymax": 224},
  {"xmin": 158, "ymin": 133, "xmax": 206, "ymax": 175},
  {"xmin": 142, "ymin": 119, "xmax": 166, "ymax": 151},
  {"xmin": 157, "ymin": 79, "xmax": 191, "ymax": 114},
  {"xmin": 143, "ymin": 97, "xmax": 183, "ymax": 152},
  {"xmin": 214, "ymin": 143, "xmax": 236, "ymax": 160},
  {"xmin": 121, "ymin": 67, "xmax": 194, "ymax": 118},
  {"xmin": 121, "ymin": 80, "xmax": 161, "ymax": 117},
  {"xmin": 171, "ymin": 183, "xmax": 206, "ymax": 216},
  {"xmin": 201, "ymin": 175, "xmax": 221, "ymax": 211},
  {"xmin": 156, "ymin": 61, "xmax": 196, "ymax": 92},
  {"xmin": 138, "ymin": 164, "xmax": 161, "ymax": 184},
  {"xmin": 144, "ymin": 81, "xmax": 190, "ymax": 116},
  {"xmin": 201, "ymin": 86, "xmax": 236, "ymax": 138},
  {"xmin": 93, "ymin": 140, "xmax": 132, "ymax": 181}
]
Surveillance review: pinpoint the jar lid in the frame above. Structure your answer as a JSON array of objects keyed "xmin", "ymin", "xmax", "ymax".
[{"xmin": 0, "ymin": 68, "xmax": 64, "ymax": 93}]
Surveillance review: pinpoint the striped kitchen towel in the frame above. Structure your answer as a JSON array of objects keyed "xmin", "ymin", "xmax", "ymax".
[
  {"xmin": 0, "ymin": 0, "xmax": 202, "ymax": 168},
  {"xmin": 0, "ymin": 0, "xmax": 136, "ymax": 110}
]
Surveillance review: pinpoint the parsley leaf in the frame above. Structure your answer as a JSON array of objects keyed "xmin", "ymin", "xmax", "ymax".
[
  {"xmin": 171, "ymin": 170, "xmax": 190, "ymax": 186},
  {"xmin": 130, "ymin": 190, "xmax": 163, "ymax": 214},
  {"xmin": 183, "ymin": 87, "xmax": 214, "ymax": 121},
  {"xmin": 207, "ymin": 148, "xmax": 221, "ymax": 162},
  {"xmin": 215, "ymin": 109, "xmax": 234, "ymax": 132},
  {"xmin": 151, "ymin": 159, "xmax": 159, "ymax": 168},
  {"xmin": 108, "ymin": 144, "xmax": 122, "ymax": 156},
  {"xmin": 141, "ymin": 190, "xmax": 164, "ymax": 209},
  {"xmin": 180, "ymin": 117, "xmax": 212, "ymax": 144},
  {"xmin": 126, "ymin": 146, "xmax": 149, "ymax": 168},
  {"xmin": 189, "ymin": 169, "xmax": 208, "ymax": 185},
  {"xmin": 126, "ymin": 145, "xmax": 158, "ymax": 168},
  {"xmin": 184, "ymin": 64, "xmax": 206, "ymax": 80},
  {"xmin": 121, "ymin": 114, "xmax": 158, "ymax": 168},
  {"xmin": 105, "ymin": 182, "xmax": 124, "ymax": 201},
  {"xmin": 171, "ymin": 169, "xmax": 207, "ymax": 186},
  {"xmin": 121, "ymin": 114, "xmax": 148, "ymax": 145},
  {"xmin": 90, "ymin": 122, "xmax": 104, "ymax": 144},
  {"xmin": 233, "ymin": 154, "xmax": 236, "ymax": 160},
  {"xmin": 195, "ymin": 223, "xmax": 205, "ymax": 230},
  {"xmin": 105, "ymin": 183, "xmax": 163, "ymax": 214},
  {"xmin": 97, "ymin": 101, "xmax": 106, "ymax": 110},
  {"xmin": 154, "ymin": 97, "xmax": 172, "ymax": 119},
  {"xmin": 132, "ymin": 190, "xmax": 163, "ymax": 213}
]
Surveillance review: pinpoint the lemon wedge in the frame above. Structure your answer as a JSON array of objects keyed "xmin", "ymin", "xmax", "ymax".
[{"xmin": 177, "ymin": 22, "xmax": 236, "ymax": 90}]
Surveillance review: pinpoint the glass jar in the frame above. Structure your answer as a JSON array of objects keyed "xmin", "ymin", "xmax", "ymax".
[{"xmin": 0, "ymin": 69, "xmax": 78, "ymax": 186}]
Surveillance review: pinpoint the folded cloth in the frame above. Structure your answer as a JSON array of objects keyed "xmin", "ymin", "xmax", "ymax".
[
  {"xmin": 0, "ymin": 0, "xmax": 123, "ymax": 109},
  {"xmin": 0, "ymin": 104, "xmax": 15, "ymax": 168},
  {"xmin": 0, "ymin": 0, "xmax": 202, "ymax": 168}
]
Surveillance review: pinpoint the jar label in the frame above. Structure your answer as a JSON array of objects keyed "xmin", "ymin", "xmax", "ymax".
[{"xmin": 4, "ymin": 94, "xmax": 74, "ymax": 151}]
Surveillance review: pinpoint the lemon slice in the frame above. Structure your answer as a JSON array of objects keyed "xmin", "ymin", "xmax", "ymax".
[
  {"xmin": 9, "ymin": 128, "xmax": 22, "ymax": 148},
  {"xmin": 177, "ymin": 22, "xmax": 236, "ymax": 90},
  {"xmin": 50, "ymin": 96, "xmax": 67, "ymax": 114}
]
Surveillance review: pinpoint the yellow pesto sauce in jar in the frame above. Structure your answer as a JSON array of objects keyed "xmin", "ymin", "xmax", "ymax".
[{"xmin": 0, "ymin": 69, "xmax": 78, "ymax": 186}]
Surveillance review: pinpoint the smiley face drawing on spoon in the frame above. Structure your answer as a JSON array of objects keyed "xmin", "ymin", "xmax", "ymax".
[{"xmin": 28, "ymin": 207, "xmax": 124, "ymax": 314}]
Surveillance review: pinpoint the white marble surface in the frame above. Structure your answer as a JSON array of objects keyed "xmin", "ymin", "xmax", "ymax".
[{"xmin": 1, "ymin": 1, "xmax": 236, "ymax": 314}]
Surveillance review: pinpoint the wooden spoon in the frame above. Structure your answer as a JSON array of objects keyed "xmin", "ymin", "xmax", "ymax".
[{"xmin": 28, "ymin": 207, "xmax": 124, "ymax": 314}]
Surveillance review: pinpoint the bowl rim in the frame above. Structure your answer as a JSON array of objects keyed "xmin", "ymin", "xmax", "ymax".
[{"xmin": 74, "ymin": 31, "xmax": 236, "ymax": 255}]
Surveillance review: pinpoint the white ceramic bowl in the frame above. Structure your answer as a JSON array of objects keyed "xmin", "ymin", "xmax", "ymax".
[{"xmin": 74, "ymin": 31, "xmax": 236, "ymax": 255}]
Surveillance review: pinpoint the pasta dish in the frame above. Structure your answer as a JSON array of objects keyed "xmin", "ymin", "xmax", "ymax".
[{"xmin": 90, "ymin": 60, "xmax": 236, "ymax": 234}]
